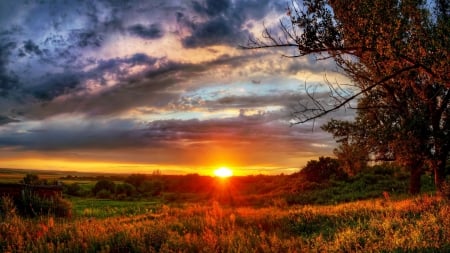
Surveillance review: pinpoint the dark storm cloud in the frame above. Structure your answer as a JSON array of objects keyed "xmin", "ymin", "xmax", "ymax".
[
  {"xmin": 81, "ymin": 50, "xmax": 248, "ymax": 103},
  {"xmin": 69, "ymin": 30, "xmax": 104, "ymax": 48},
  {"xmin": 182, "ymin": 16, "xmax": 247, "ymax": 48},
  {"xmin": 181, "ymin": 0, "xmax": 284, "ymax": 48},
  {"xmin": 192, "ymin": 0, "xmax": 231, "ymax": 16},
  {"xmin": 0, "ymin": 115, "xmax": 19, "ymax": 125},
  {"xmin": 26, "ymin": 53, "xmax": 158, "ymax": 101},
  {"xmin": 0, "ymin": 0, "xmax": 283, "ymax": 107},
  {"xmin": 0, "ymin": 110, "xmax": 332, "ymax": 153},
  {"xmin": 24, "ymin": 53, "xmax": 264, "ymax": 118},
  {"xmin": 141, "ymin": 112, "xmax": 333, "ymax": 153},
  {"xmin": 0, "ymin": 118, "xmax": 141, "ymax": 151},
  {"xmin": 172, "ymin": 92, "xmax": 301, "ymax": 112},
  {"xmin": 0, "ymin": 39, "xmax": 19, "ymax": 97},
  {"xmin": 128, "ymin": 23, "xmax": 164, "ymax": 39},
  {"xmin": 0, "ymin": 1, "xmax": 184, "ymax": 105},
  {"xmin": 20, "ymin": 40, "xmax": 42, "ymax": 56},
  {"xmin": 30, "ymin": 72, "xmax": 81, "ymax": 100}
]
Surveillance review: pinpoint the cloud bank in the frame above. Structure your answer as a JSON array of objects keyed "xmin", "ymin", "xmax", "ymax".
[{"xmin": 0, "ymin": 0, "xmax": 349, "ymax": 174}]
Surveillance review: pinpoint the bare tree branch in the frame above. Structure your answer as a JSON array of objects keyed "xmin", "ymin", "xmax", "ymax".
[{"xmin": 290, "ymin": 64, "xmax": 421, "ymax": 124}]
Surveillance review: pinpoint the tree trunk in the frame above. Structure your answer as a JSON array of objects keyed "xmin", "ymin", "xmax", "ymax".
[
  {"xmin": 434, "ymin": 160, "xmax": 447, "ymax": 193},
  {"xmin": 409, "ymin": 166, "xmax": 423, "ymax": 195}
]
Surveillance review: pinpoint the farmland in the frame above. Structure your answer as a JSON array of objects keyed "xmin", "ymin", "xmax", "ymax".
[{"xmin": 1, "ymin": 168, "xmax": 449, "ymax": 252}]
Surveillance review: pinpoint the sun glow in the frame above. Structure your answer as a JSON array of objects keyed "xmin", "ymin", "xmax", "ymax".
[{"xmin": 214, "ymin": 167, "xmax": 233, "ymax": 178}]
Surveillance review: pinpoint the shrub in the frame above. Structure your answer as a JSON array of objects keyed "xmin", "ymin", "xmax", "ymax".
[
  {"xmin": 53, "ymin": 197, "xmax": 73, "ymax": 217},
  {"xmin": 65, "ymin": 183, "xmax": 83, "ymax": 196},
  {"xmin": 297, "ymin": 157, "xmax": 346, "ymax": 183},
  {"xmin": 116, "ymin": 183, "xmax": 136, "ymax": 197},
  {"xmin": 96, "ymin": 189, "xmax": 112, "ymax": 199},
  {"xmin": 15, "ymin": 190, "xmax": 72, "ymax": 218},
  {"xmin": 92, "ymin": 179, "xmax": 116, "ymax": 195},
  {"xmin": 125, "ymin": 174, "xmax": 147, "ymax": 188},
  {"xmin": 0, "ymin": 196, "xmax": 17, "ymax": 220},
  {"xmin": 22, "ymin": 173, "xmax": 40, "ymax": 185},
  {"xmin": 138, "ymin": 180, "xmax": 163, "ymax": 196},
  {"xmin": 442, "ymin": 180, "xmax": 450, "ymax": 200}
]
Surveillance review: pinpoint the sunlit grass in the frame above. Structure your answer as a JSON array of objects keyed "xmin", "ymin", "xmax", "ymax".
[
  {"xmin": 1, "ymin": 195, "xmax": 449, "ymax": 252},
  {"xmin": 69, "ymin": 197, "xmax": 160, "ymax": 218}
]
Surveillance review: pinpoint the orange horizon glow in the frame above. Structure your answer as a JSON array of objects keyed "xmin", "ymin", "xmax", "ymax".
[{"xmin": 0, "ymin": 157, "xmax": 305, "ymax": 176}]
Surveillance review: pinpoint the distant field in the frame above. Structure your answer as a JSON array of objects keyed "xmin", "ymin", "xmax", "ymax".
[
  {"xmin": 69, "ymin": 197, "xmax": 161, "ymax": 218},
  {"xmin": 0, "ymin": 168, "xmax": 66, "ymax": 182},
  {"xmin": 0, "ymin": 168, "xmax": 119, "ymax": 183}
]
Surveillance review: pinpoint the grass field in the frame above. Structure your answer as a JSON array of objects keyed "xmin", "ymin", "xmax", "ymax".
[
  {"xmin": 1, "ymin": 195, "xmax": 449, "ymax": 252},
  {"xmin": 69, "ymin": 197, "xmax": 161, "ymax": 218},
  {"xmin": 1, "ymin": 168, "xmax": 449, "ymax": 252}
]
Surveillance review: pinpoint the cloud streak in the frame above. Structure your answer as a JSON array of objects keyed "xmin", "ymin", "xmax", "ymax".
[{"xmin": 0, "ymin": 0, "xmax": 347, "ymax": 173}]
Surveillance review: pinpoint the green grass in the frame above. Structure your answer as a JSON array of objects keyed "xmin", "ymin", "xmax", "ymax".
[
  {"xmin": 1, "ymin": 196, "xmax": 449, "ymax": 252},
  {"xmin": 69, "ymin": 197, "xmax": 161, "ymax": 218},
  {"xmin": 286, "ymin": 169, "xmax": 436, "ymax": 205}
]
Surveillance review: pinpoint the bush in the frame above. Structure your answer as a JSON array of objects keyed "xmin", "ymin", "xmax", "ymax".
[
  {"xmin": 138, "ymin": 180, "xmax": 163, "ymax": 196},
  {"xmin": 15, "ymin": 190, "xmax": 72, "ymax": 218},
  {"xmin": 116, "ymin": 183, "xmax": 136, "ymax": 197},
  {"xmin": 125, "ymin": 174, "xmax": 147, "ymax": 188},
  {"xmin": 0, "ymin": 196, "xmax": 17, "ymax": 219},
  {"xmin": 92, "ymin": 179, "xmax": 116, "ymax": 195},
  {"xmin": 297, "ymin": 157, "xmax": 346, "ymax": 183},
  {"xmin": 65, "ymin": 183, "xmax": 83, "ymax": 196},
  {"xmin": 285, "ymin": 164, "xmax": 413, "ymax": 205},
  {"xmin": 442, "ymin": 180, "xmax": 450, "ymax": 200},
  {"xmin": 22, "ymin": 173, "xmax": 40, "ymax": 185},
  {"xmin": 96, "ymin": 189, "xmax": 112, "ymax": 199},
  {"xmin": 53, "ymin": 197, "xmax": 73, "ymax": 217}
]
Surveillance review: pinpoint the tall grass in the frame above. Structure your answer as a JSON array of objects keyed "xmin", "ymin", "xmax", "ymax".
[{"xmin": 1, "ymin": 195, "xmax": 449, "ymax": 252}]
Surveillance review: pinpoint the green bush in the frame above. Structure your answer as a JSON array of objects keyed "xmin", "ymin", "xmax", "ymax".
[
  {"xmin": 286, "ymin": 164, "xmax": 412, "ymax": 205},
  {"xmin": 138, "ymin": 180, "xmax": 163, "ymax": 196},
  {"xmin": 65, "ymin": 183, "xmax": 83, "ymax": 196},
  {"xmin": 297, "ymin": 157, "xmax": 346, "ymax": 183},
  {"xmin": 116, "ymin": 183, "xmax": 136, "ymax": 197},
  {"xmin": 92, "ymin": 179, "xmax": 116, "ymax": 195},
  {"xmin": 96, "ymin": 189, "xmax": 112, "ymax": 199}
]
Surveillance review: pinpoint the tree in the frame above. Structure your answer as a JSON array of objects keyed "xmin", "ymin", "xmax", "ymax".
[
  {"xmin": 125, "ymin": 174, "xmax": 147, "ymax": 189},
  {"xmin": 116, "ymin": 183, "xmax": 136, "ymax": 197},
  {"xmin": 22, "ymin": 174, "xmax": 40, "ymax": 185},
  {"xmin": 298, "ymin": 156, "xmax": 345, "ymax": 183},
  {"xmin": 138, "ymin": 180, "xmax": 163, "ymax": 196},
  {"xmin": 66, "ymin": 183, "xmax": 82, "ymax": 196},
  {"xmin": 245, "ymin": 0, "xmax": 449, "ymax": 194},
  {"xmin": 322, "ymin": 89, "xmax": 432, "ymax": 193},
  {"xmin": 92, "ymin": 179, "xmax": 116, "ymax": 196},
  {"xmin": 321, "ymin": 119, "xmax": 369, "ymax": 177}
]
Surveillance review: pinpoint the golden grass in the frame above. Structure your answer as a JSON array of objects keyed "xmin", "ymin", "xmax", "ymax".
[{"xmin": 1, "ymin": 195, "xmax": 449, "ymax": 252}]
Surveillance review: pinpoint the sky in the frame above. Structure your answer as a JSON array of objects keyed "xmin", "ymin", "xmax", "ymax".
[{"xmin": 0, "ymin": 0, "xmax": 352, "ymax": 175}]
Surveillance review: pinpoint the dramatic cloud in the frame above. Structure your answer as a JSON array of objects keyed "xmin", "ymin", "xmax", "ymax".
[
  {"xmin": 0, "ymin": 0, "xmax": 349, "ymax": 174},
  {"xmin": 180, "ymin": 0, "xmax": 284, "ymax": 48},
  {"xmin": 128, "ymin": 23, "xmax": 164, "ymax": 39}
]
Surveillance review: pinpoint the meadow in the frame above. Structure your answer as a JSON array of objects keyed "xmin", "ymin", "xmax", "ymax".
[
  {"xmin": 1, "ymin": 168, "xmax": 449, "ymax": 252},
  {"xmin": 1, "ymin": 196, "xmax": 450, "ymax": 252}
]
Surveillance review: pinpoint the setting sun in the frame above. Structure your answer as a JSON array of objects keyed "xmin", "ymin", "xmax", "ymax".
[{"xmin": 214, "ymin": 167, "xmax": 233, "ymax": 178}]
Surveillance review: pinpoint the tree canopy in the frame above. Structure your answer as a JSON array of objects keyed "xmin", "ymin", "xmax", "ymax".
[{"xmin": 245, "ymin": 0, "xmax": 449, "ymax": 194}]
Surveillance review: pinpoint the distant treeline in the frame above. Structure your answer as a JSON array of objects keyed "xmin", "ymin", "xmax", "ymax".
[{"xmin": 59, "ymin": 158, "xmax": 442, "ymax": 206}]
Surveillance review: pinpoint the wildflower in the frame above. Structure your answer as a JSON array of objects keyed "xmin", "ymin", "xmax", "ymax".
[{"xmin": 48, "ymin": 217, "xmax": 54, "ymax": 228}]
